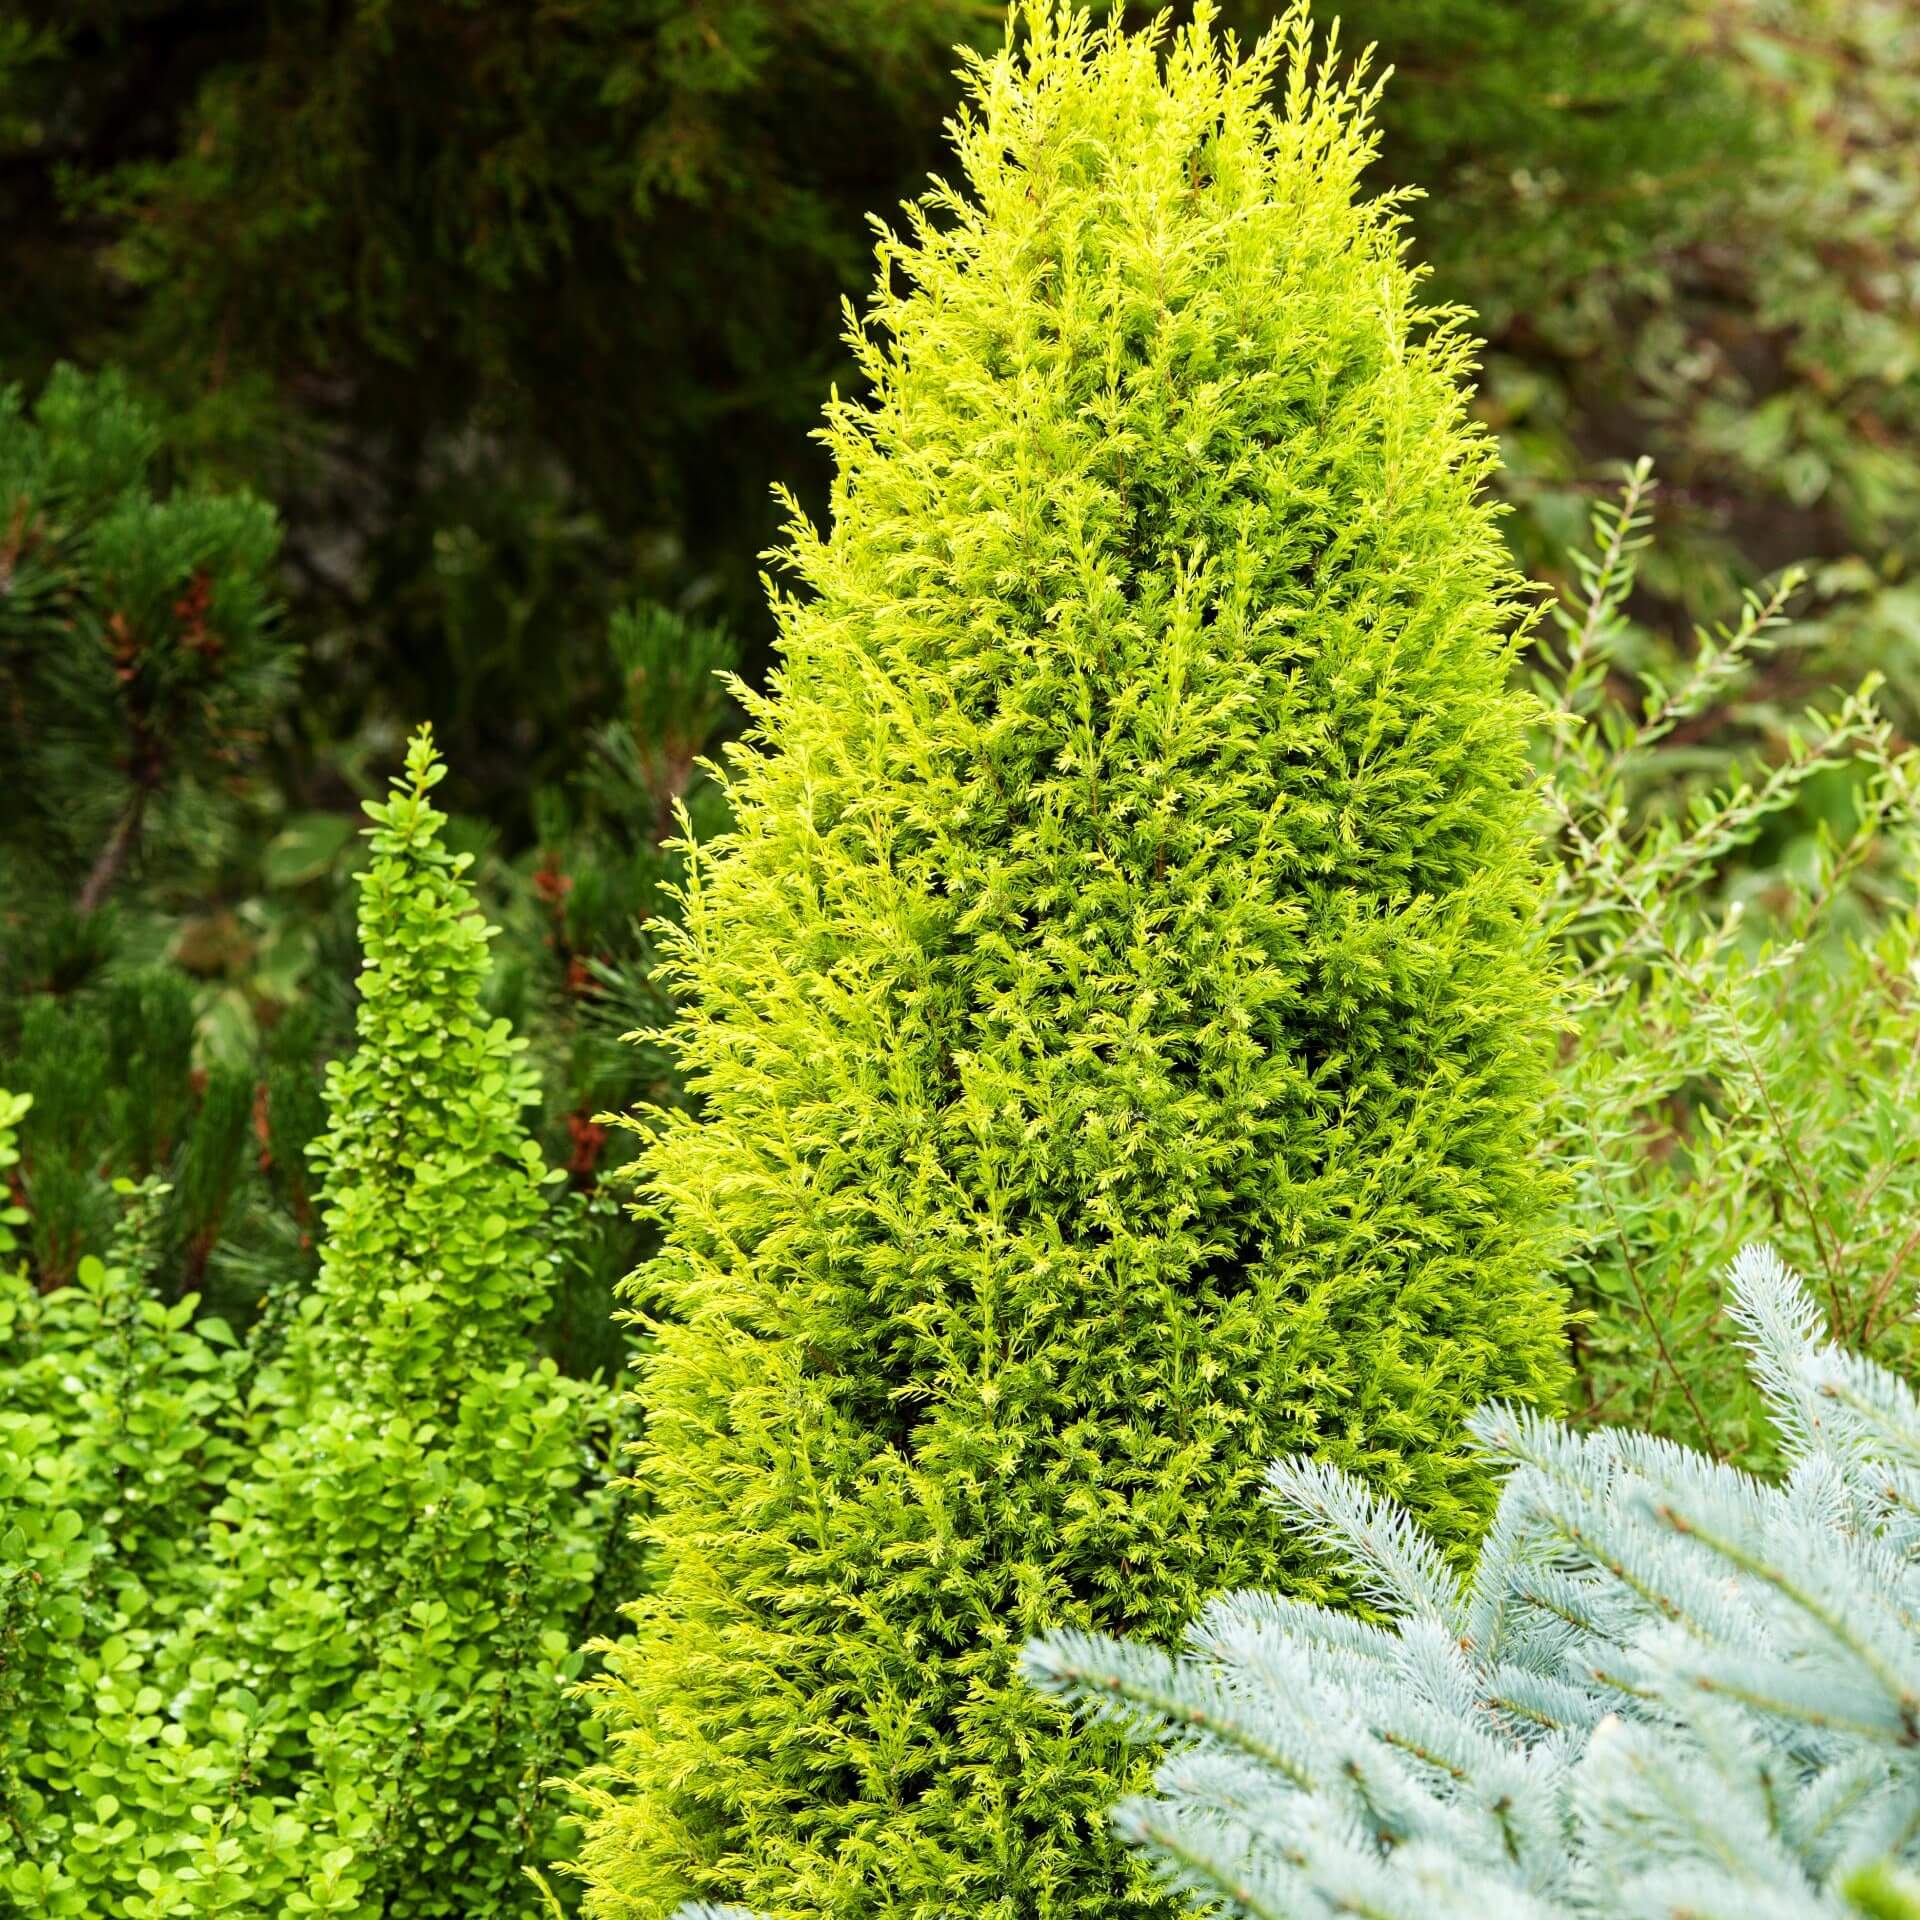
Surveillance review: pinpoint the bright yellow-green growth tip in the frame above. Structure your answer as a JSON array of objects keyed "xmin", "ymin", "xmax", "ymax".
[{"xmin": 564, "ymin": 5, "xmax": 1567, "ymax": 1914}]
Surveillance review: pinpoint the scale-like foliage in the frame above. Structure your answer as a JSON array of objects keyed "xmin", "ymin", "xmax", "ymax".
[
  {"xmin": 563, "ymin": 8, "xmax": 1566, "ymax": 1914},
  {"xmin": 1030, "ymin": 1246, "xmax": 1920, "ymax": 1919}
]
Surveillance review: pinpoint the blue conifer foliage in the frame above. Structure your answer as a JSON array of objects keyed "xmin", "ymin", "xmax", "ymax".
[{"xmin": 1030, "ymin": 1245, "xmax": 1920, "ymax": 1919}]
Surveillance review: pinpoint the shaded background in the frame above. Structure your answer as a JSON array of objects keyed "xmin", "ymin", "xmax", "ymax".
[{"xmin": 2, "ymin": 0, "xmax": 1915, "ymax": 1372}]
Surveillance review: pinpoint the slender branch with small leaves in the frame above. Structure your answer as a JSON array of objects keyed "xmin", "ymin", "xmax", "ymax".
[{"xmin": 1539, "ymin": 466, "xmax": 1920, "ymax": 1459}]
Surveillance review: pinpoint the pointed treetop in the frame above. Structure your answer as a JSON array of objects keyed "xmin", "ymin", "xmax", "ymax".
[{"xmin": 303, "ymin": 725, "xmax": 556, "ymax": 1390}]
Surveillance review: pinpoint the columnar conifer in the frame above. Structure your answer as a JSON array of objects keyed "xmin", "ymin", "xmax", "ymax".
[{"xmin": 566, "ymin": 7, "xmax": 1566, "ymax": 1915}]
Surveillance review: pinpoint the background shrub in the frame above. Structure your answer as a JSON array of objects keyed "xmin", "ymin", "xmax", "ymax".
[
  {"xmin": 1537, "ymin": 464, "xmax": 1920, "ymax": 1462},
  {"xmin": 13, "ymin": 1, "xmax": 1891, "ymax": 834},
  {"xmin": 0, "ymin": 363, "xmax": 729, "ymax": 1370},
  {"xmin": 0, "ymin": 363, "xmax": 288, "ymax": 926},
  {"xmin": 0, "ymin": 0, "xmax": 991, "ymax": 799}
]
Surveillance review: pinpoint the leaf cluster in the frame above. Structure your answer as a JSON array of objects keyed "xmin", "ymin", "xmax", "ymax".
[
  {"xmin": 1539, "ymin": 464, "xmax": 1920, "ymax": 1462},
  {"xmin": 0, "ymin": 735, "xmax": 624, "ymax": 1918}
]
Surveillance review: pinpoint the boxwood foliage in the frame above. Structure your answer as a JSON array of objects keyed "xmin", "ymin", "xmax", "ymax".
[{"xmin": 564, "ymin": 6, "xmax": 1567, "ymax": 1915}]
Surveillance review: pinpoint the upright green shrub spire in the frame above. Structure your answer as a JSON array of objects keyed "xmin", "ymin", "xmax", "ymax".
[
  {"xmin": 151, "ymin": 728, "xmax": 610, "ymax": 1916},
  {"xmin": 2, "ymin": 731, "xmax": 615, "ymax": 1918},
  {"xmin": 301, "ymin": 725, "xmax": 557, "ymax": 1387},
  {"xmin": 567, "ymin": 6, "xmax": 1566, "ymax": 1914}
]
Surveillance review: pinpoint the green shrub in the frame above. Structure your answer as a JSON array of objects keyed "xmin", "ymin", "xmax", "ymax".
[
  {"xmin": 0, "ymin": 1085, "xmax": 27, "ymax": 1261},
  {"xmin": 1, "ymin": 1189, "xmax": 247, "ymax": 1621},
  {"xmin": 1236, "ymin": 0, "xmax": 1746, "ymax": 299},
  {"xmin": 499, "ymin": 600, "xmax": 740, "ymax": 1383},
  {"xmin": 1029, "ymin": 1242, "xmax": 1920, "ymax": 1918},
  {"xmin": 0, "ymin": 363, "xmax": 287, "ymax": 925},
  {"xmin": 0, "ymin": 733, "xmax": 621, "ymax": 1917},
  {"xmin": 561, "ymin": 7, "xmax": 1567, "ymax": 1913},
  {"xmin": 0, "ymin": 1085, "xmax": 90, "ymax": 1865},
  {"xmin": 0, "ymin": 1395, "xmax": 93, "ymax": 1901},
  {"xmin": 1484, "ymin": 0, "xmax": 1920, "ymax": 764},
  {"xmin": 0, "ymin": 1167, "xmax": 251, "ymax": 1908},
  {"xmin": 0, "ymin": 0, "xmax": 996, "ymax": 804},
  {"xmin": 0, "ymin": 363, "xmax": 326, "ymax": 1326},
  {"xmin": 1537, "ymin": 463, "xmax": 1920, "ymax": 1461}
]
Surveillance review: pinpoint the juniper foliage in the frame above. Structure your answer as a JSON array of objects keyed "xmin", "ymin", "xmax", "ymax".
[
  {"xmin": 563, "ymin": 8, "xmax": 1567, "ymax": 1914},
  {"xmin": 1029, "ymin": 1245, "xmax": 1920, "ymax": 1920}
]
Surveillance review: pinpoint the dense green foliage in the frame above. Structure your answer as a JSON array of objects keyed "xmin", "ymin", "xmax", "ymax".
[
  {"xmin": 1029, "ymin": 1244, "xmax": 1920, "ymax": 1918},
  {"xmin": 0, "ymin": 0, "xmax": 993, "ymax": 793},
  {"xmin": 0, "ymin": 362, "xmax": 287, "ymax": 934},
  {"xmin": 1307, "ymin": 1, "xmax": 1920, "ymax": 760},
  {"xmin": 13, "ymin": 0, "xmax": 1879, "ymax": 822},
  {"xmin": 1263, "ymin": 0, "xmax": 1745, "ymax": 293},
  {"xmin": 561, "ymin": 8, "xmax": 1568, "ymax": 1913},
  {"xmin": 0, "ymin": 361, "xmax": 730, "ymax": 1364},
  {"xmin": 5, "ymin": 4, "xmax": 1919, "ymax": 1917},
  {"xmin": 1487, "ymin": 0, "xmax": 1920, "ymax": 674},
  {"xmin": 0, "ymin": 363, "xmax": 328, "ymax": 1325},
  {"xmin": 0, "ymin": 1195, "xmax": 253, "ymax": 1912},
  {"xmin": 0, "ymin": 736, "xmax": 623, "ymax": 1917},
  {"xmin": 494, "ymin": 602, "xmax": 740, "ymax": 1376}
]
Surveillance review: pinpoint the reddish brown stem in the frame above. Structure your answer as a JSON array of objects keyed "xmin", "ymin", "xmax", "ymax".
[{"xmin": 76, "ymin": 789, "xmax": 146, "ymax": 914}]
